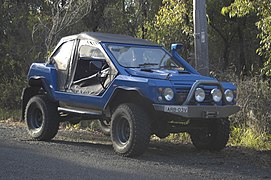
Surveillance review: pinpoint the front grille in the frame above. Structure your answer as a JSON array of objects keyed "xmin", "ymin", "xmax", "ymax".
[
  {"xmin": 173, "ymin": 82, "xmax": 191, "ymax": 104},
  {"xmin": 175, "ymin": 88, "xmax": 190, "ymax": 105},
  {"xmin": 173, "ymin": 82, "xmax": 220, "ymax": 105}
]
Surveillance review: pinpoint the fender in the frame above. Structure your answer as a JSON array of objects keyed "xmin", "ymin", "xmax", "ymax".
[
  {"xmin": 21, "ymin": 76, "xmax": 57, "ymax": 120},
  {"xmin": 28, "ymin": 76, "xmax": 56, "ymax": 101},
  {"xmin": 103, "ymin": 86, "xmax": 145, "ymax": 111},
  {"xmin": 21, "ymin": 87, "xmax": 40, "ymax": 120}
]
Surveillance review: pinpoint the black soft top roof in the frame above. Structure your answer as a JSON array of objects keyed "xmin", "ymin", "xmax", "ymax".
[{"xmin": 60, "ymin": 32, "xmax": 158, "ymax": 46}]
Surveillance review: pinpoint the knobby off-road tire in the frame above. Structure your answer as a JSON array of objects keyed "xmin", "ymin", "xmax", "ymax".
[
  {"xmin": 25, "ymin": 95, "xmax": 59, "ymax": 141},
  {"xmin": 111, "ymin": 103, "xmax": 151, "ymax": 157},
  {"xmin": 190, "ymin": 118, "xmax": 230, "ymax": 151},
  {"xmin": 98, "ymin": 119, "xmax": 111, "ymax": 136}
]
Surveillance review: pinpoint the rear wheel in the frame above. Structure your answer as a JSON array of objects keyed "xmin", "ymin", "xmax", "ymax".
[
  {"xmin": 111, "ymin": 103, "xmax": 150, "ymax": 157},
  {"xmin": 25, "ymin": 95, "xmax": 59, "ymax": 141},
  {"xmin": 98, "ymin": 119, "xmax": 110, "ymax": 136},
  {"xmin": 190, "ymin": 118, "xmax": 230, "ymax": 151}
]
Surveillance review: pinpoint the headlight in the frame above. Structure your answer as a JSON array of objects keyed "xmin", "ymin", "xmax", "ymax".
[
  {"xmin": 225, "ymin": 89, "xmax": 234, "ymax": 102},
  {"xmin": 211, "ymin": 88, "xmax": 222, "ymax": 102},
  {"xmin": 195, "ymin": 88, "xmax": 205, "ymax": 102},
  {"xmin": 163, "ymin": 88, "xmax": 174, "ymax": 101}
]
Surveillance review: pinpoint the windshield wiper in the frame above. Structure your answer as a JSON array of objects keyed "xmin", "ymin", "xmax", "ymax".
[{"xmin": 138, "ymin": 63, "xmax": 158, "ymax": 67}]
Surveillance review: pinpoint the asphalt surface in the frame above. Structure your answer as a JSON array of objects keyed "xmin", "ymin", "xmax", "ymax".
[{"xmin": 0, "ymin": 121, "xmax": 270, "ymax": 180}]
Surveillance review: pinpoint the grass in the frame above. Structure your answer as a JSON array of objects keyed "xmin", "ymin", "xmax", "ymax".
[
  {"xmin": 0, "ymin": 108, "xmax": 21, "ymax": 121},
  {"xmin": 228, "ymin": 127, "xmax": 271, "ymax": 151},
  {"xmin": 152, "ymin": 127, "xmax": 271, "ymax": 151},
  {"xmin": 161, "ymin": 133, "xmax": 191, "ymax": 144}
]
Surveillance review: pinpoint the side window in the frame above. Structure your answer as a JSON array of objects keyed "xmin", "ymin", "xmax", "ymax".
[
  {"xmin": 74, "ymin": 41, "xmax": 106, "ymax": 81},
  {"xmin": 51, "ymin": 41, "xmax": 74, "ymax": 70},
  {"xmin": 79, "ymin": 45, "xmax": 105, "ymax": 59}
]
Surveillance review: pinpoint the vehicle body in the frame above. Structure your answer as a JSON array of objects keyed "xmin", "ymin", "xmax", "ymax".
[{"xmin": 22, "ymin": 32, "xmax": 240, "ymax": 157}]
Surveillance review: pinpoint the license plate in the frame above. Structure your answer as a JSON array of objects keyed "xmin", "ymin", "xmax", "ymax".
[{"xmin": 164, "ymin": 106, "xmax": 188, "ymax": 113}]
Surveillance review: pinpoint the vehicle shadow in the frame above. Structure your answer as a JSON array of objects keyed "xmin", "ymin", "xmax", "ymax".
[
  {"xmin": 12, "ymin": 122, "xmax": 271, "ymax": 179},
  {"xmin": 142, "ymin": 141, "xmax": 271, "ymax": 179},
  {"xmin": 0, "ymin": 141, "xmax": 147, "ymax": 180},
  {"xmin": 49, "ymin": 137, "xmax": 271, "ymax": 178},
  {"xmin": 55, "ymin": 129, "xmax": 271, "ymax": 168},
  {"xmin": 39, "ymin": 131, "xmax": 271, "ymax": 179}
]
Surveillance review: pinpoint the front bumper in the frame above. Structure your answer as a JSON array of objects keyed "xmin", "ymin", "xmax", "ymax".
[{"xmin": 153, "ymin": 104, "xmax": 240, "ymax": 118}]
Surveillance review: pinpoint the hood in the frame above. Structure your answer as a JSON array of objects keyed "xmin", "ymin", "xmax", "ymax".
[{"xmin": 126, "ymin": 68, "xmax": 215, "ymax": 81}]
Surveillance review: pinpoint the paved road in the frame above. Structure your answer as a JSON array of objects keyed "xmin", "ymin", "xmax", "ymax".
[{"xmin": 0, "ymin": 122, "xmax": 270, "ymax": 180}]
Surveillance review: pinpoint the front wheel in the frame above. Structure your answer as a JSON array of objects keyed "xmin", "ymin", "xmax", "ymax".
[
  {"xmin": 111, "ymin": 103, "xmax": 150, "ymax": 157},
  {"xmin": 190, "ymin": 118, "xmax": 230, "ymax": 151},
  {"xmin": 25, "ymin": 95, "xmax": 59, "ymax": 141}
]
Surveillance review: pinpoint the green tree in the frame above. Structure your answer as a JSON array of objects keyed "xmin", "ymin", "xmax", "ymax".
[
  {"xmin": 208, "ymin": 0, "xmax": 260, "ymax": 73},
  {"xmin": 145, "ymin": 0, "xmax": 193, "ymax": 59},
  {"xmin": 99, "ymin": 0, "xmax": 162, "ymax": 37},
  {"xmin": 146, "ymin": 0, "xmax": 261, "ymax": 74},
  {"xmin": 222, "ymin": 0, "xmax": 271, "ymax": 76},
  {"xmin": 0, "ymin": 1, "xmax": 43, "ymax": 109}
]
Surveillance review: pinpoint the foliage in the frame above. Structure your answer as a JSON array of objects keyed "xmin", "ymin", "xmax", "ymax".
[
  {"xmin": 31, "ymin": 0, "xmax": 93, "ymax": 52},
  {"xmin": 0, "ymin": 75, "xmax": 26, "ymax": 110},
  {"xmin": 212, "ymin": 71, "xmax": 271, "ymax": 134},
  {"xmin": 222, "ymin": 0, "xmax": 271, "ymax": 76},
  {"xmin": 100, "ymin": 0, "xmax": 162, "ymax": 37},
  {"xmin": 164, "ymin": 133, "xmax": 191, "ymax": 144},
  {"xmin": 233, "ymin": 76, "xmax": 271, "ymax": 134},
  {"xmin": 0, "ymin": 109, "xmax": 21, "ymax": 121},
  {"xmin": 100, "ymin": 0, "xmax": 143, "ymax": 36},
  {"xmin": 145, "ymin": 0, "xmax": 193, "ymax": 56},
  {"xmin": 229, "ymin": 127, "xmax": 271, "ymax": 150},
  {"xmin": 210, "ymin": 70, "xmax": 271, "ymax": 150},
  {"xmin": 145, "ymin": 0, "xmax": 260, "ymax": 72},
  {"xmin": 0, "ymin": 1, "xmax": 44, "ymax": 110}
]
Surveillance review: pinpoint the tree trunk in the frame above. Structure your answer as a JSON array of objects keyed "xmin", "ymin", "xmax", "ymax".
[
  {"xmin": 223, "ymin": 42, "xmax": 230, "ymax": 71},
  {"xmin": 237, "ymin": 21, "xmax": 246, "ymax": 75},
  {"xmin": 209, "ymin": 22, "xmax": 230, "ymax": 71},
  {"xmin": 141, "ymin": 0, "xmax": 148, "ymax": 39}
]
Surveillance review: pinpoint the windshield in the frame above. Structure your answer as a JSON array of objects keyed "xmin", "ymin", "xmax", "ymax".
[{"xmin": 107, "ymin": 44, "xmax": 184, "ymax": 70}]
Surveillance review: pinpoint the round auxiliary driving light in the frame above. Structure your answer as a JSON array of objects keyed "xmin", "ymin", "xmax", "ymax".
[
  {"xmin": 163, "ymin": 88, "xmax": 174, "ymax": 101},
  {"xmin": 225, "ymin": 89, "xmax": 234, "ymax": 102},
  {"xmin": 195, "ymin": 88, "xmax": 205, "ymax": 102},
  {"xmin": 158, "ymin": 96, "xmax": 163, "ymax": 102},
  {"xmin": 211, "ymin": 88, "xmax": 222, "ymax": 102}
]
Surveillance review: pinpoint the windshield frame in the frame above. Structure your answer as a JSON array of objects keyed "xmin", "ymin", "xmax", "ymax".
[{"xmin": 103, "ymin": 43, "xmax": 184, "ymax": 70}]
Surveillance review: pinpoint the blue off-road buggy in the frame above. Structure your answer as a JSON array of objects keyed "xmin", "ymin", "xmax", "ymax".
[{"xmin": 22, "ymin": 32, "xmax": 240, "ymax": 157}]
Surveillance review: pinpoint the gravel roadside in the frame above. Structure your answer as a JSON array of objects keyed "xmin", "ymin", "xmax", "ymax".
[{"xmin": 0, "ymin": 120, "xmax": 270, "ymax": 180}]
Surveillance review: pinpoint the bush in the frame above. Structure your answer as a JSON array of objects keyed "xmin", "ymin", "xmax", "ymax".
[
  {"xmin": 0, "ymin": 76, "xmax": 26, "ymax": 110},
  {"xmin": 229, "ymin": 127, "xmax": 271, "ymax": 150},
  {"xmin": 233, "ymin": 77, "xmax": 271, "ymax": 134},
  {"xmin": 212, "ymin": 70, "xmax": 271, "ymax": 135}
]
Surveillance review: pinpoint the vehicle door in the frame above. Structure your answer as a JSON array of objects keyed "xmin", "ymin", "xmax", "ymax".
[{"xmin": 56, "ymin": 40, "xmax": 117, "ymax": 113}]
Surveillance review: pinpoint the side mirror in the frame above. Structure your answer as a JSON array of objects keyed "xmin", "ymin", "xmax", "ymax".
[{"xmin": 171, "ymin": 43, "xmax": 183, "ymax": 52}]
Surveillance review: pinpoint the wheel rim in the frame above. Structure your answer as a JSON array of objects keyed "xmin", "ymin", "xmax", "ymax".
[
  {"xmin": 29, "ymin": 105, "xmax": 43, "ymax": 129},
  {"xmin": 100, "ymin": 120, "xmax": 110, "ymax": 127},
  {"xmin": 115, "ymin": 117, "xmax": 130, "ymax": 145},
  {"xmin": 99, "ymin": 119, "xmax": 111, "ymax": 135}
]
